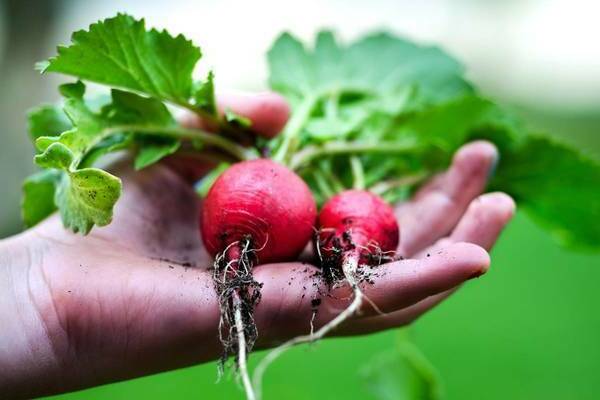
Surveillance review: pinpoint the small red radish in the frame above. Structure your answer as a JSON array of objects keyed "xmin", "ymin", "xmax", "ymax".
[
  {"xmin": 200, "ymin": 158, "xmax": 316, "ymax": 400},
  {"xmin": 318, "ymin": 189, "xmax": 399, "ymax": 271},
  {"xmin": 253, "ymin": 190, "xmax": 400, "ymax": 389},
  {"xmin": 309, "ymin": 190, "xmax": 399, "ymax": 339}
]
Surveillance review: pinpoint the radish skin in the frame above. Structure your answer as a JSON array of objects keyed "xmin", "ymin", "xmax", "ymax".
[
  {"xmin": 202, "ymin": 159, "xmax": 317, "ymax": 263},
  {"xmin": 318, "ymin": 190, "xmax": 399, "ymax": 267}
]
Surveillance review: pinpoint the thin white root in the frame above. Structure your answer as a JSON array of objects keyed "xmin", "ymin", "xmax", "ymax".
[
  {"xmin": 233, "ymin": 293, "xmax": 257, "ymax": 400},
  {"xmin": 253, "ymin": 253, "xmax": 363, "ymax": 399}
]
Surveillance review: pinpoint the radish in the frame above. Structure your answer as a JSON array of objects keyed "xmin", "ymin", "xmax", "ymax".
[
  {"xmin": 201, "ymin": 158, "xmax": 316, "ymax": 400},
  {"xmin": 253, "ymin": 189, "xmax": 400, "ymax": 396},
  {"xmin": 317, "ymin": 190, "xmax": 399, "ymax": 283},
  {"xmin": 202, "ymin": 159, "xmax": 317, "ymax": 264}
]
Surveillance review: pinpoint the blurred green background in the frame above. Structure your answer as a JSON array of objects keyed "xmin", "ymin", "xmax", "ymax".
[{"xmin": 1, "ymin": 0, "xmax": 598, "ymax": 399}]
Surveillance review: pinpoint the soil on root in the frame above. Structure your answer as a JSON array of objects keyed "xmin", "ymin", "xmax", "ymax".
[
  {"xmin": 314, "ymin": 229, "xmax": 395, "ymax": 288},
  {"xmin": 252, "ymin": 229, "xmax": 397, "ymax": 396},
  {"xmin": 212, "ymin": 236, "xmax": 263, "ymax": 373}
]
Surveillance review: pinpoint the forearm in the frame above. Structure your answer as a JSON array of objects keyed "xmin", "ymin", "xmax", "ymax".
[{"xmin": 0, "ymin": 234, "xmax": 65, "ymax": 399}]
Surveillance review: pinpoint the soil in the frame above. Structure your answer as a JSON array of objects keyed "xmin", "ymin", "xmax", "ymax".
[{"xmin": 211, "ymin": 236, "xmax": 263, "ymax": 370}]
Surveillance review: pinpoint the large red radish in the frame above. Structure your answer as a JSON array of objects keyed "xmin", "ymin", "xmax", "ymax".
[{"xmin": 200, "ymin": 158, "xmax": 316, "ymax": 400}]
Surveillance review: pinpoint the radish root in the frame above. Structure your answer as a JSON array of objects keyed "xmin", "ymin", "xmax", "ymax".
[
  {"xmin": 233, "ymin": 292, "xmax": 256, "ymax": 400},
  {"xmin": 213, "ymin": 237, "xmax": 261, "ymax": 399},
  {"xmin": 253, "ymin": 250, "xmax": 366, "ymax": 399}
]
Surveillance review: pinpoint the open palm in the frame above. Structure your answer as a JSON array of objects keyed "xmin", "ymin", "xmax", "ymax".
[{"xmin": 1, "ymin": 92, "xmax": 514, "ymax": 399}]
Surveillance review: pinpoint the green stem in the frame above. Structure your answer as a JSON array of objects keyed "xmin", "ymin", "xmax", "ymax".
[
  {"xmin": 369, "ymin": 172, "xmax": 429, "ymax": 196},
  {"xmin": 325, "ymin": 91, "xmax": 339, "ymax": 120},
  {"xmin": 319, "ymin": 162, "xmax": 345, "ymax": 193},
  {"xmin": 106, "ymin": 124, "xmax": 259, "ymax": 161},
  {"xmin": 272, "ymin": 95, "xmax": 318, "ymax": 164},
  {"xmin": 312, "ymin": 170, "xmax": 335, "ymax": 199},
  {"xmin": 350, "ymin": 156, "xmax": 365, "ymax": 190},
  {"xmin": 290, "ymin": 139, "xmax": 420, "ymax": 171}
]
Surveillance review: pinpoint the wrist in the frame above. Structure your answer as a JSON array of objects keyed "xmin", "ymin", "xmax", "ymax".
[{"xmin": 0, "ymin": 232, "xmax": 66, "ymax": 399}]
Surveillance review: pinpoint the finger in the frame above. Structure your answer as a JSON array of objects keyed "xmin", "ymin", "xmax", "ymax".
[
  {"xmin": 253, "ymin": 242, "xmax": 490, "ymax": 344},
  {"xmin": 170, "ymin": 91, "xmax": 290, "ymax": 181},
  {"xmin": 415, "ymin": 191, "xmax": 516, "ymax": 257},
  {"xmin": 444, "ymin": 192, "xmax": 516, "ymax": 251},
  {"xmin": 346, "ymin": 192, "xmax": 515, "ymax": 335},
  {"xmin": 181, "ymin": 91, "xmax": 290, "ymax": 138},
  {"xmin": 397, "ymin": 141, "xmax": 498, "ymax": 257}
]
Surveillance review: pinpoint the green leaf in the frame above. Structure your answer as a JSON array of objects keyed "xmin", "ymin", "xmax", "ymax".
[
  {"xmin": 492, "ymin": 136, "xmax": 600, "ymax": 250},
  {"xmin": 106, "ymin": 89, "xmax": 181, "ymax": 170},
  {"xmin": 393, "ymin": 95, "xmax": 522, "ymax": 156},
  {"xmin": 360, "ymin": 331, "xmax": 443, "ymax": 400},
  {"xmin": 267, "ymin": 31, "xmax": 475, "ymax": 167},
  {"xmin": 40, "ymin": 13, "xmax": 200, "ymax": 104},
  {"xmin": 59, "ymin": 81, "xmax": 86, "ymax": 99},
  {"xmin": 134, "ymin": 137, "xmax": 180, "ymax": 170},
  {"xmin": 105, "ymin": 89, "xmax": 174, "ymax": 126},
  {"xmin": 268, "ymin": 31, "xmax": 471, "ymax": 104},
  {"xmin": 35, "ymin": 98, "xmax": 106, "ymax": 167},
  {"xmin": 193, "ymin": 71, "xmax": 217, "ymax": 115},
  {"xmin": 55, "ymin": 168, "xmax": 121, "ymax": 234},
  {"xmin": 34, "ymin": 142, "xmax": 74, "ymax": 169},
  {"xmin": 195, "ymin": 162, "xmax": 230, "ymax": 197},
  {"xmin": 27, "ymin": 104, "xmax": 72, "ymax": 142},
  {"xmin": 268, "ymin": 33, "xmax": 314, "ymax": 102},
  {"xmin": 224, "ymin": 108, "xmax": 252, "ymax": 129},
  {"xmin": 21, "ymin": 170, "xmax": 60, "ymax": 227},
  {"xmin": 79, "ymin": 133, "xmax": 133, "ymax": 169},
  {"xmin": 31, "ymin": 82, "xmax": 127, "ymax": 233}
]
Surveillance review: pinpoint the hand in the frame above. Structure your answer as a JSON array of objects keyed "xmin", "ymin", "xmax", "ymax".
[{"xmin": 0, "ymin": 93, "xmax": 514, "ymax": 399}]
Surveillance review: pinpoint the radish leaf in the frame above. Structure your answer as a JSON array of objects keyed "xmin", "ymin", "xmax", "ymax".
[
  {"xmin": 55, "ymin": 168, "xmax": 122, "ymax": 234},
  {"xmin": 269, "ymin": 31, "xmax": 600, "ymax": 250},
  {"xmin": 27, "ymin": 104, "xmax": 72, "ymax": 142},
  {"xmin": 268, "ymin": 31, "xmax": 471, "ymax": 105},
  {"xmin": 39, "ymin": 13, "xmax": 199, "ymax": 105},
  {"xmin": 22, "ymin": 170, "xmax": 60, "ymax": 227},
  {"xmin": 491, "ymin": 136, "xmax": 600, "ymax": 250},
  {"xmin": 134, "ymin": 137, "xmax": 181, "ymax": 170}
]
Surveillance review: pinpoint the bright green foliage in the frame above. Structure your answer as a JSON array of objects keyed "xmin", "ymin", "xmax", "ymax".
[
  {"xmin": 21, "ymin": 14, "xmax": 600, "ymax": 249},
  {"xmin": 22, "ymin": 170, "xmax": 60, "ymax": 227},
  {"xmin": 267, "ymin": 31, "xmax": 600, "ymax": 250},
  {"xmin": 24, "ymin": 81, "xmax": 188, "ymax": 232},
  {"xmin": 38, "ymin": 13, "xmax": 199, "ymax": 105},
  {"xmin": 193, "ymin": 71, "xmax": 217, "ymax": 115},
  {"xmin": 268, "ymin": 31, "xmax": 471, "ymax": 106},
  {"xmin": 30, "ymin": 83, "xmax": 121, "ymax": 233},
  {"xmin": 54, "ymin": 168, "xmax": 122, "ymax": 234},
  {"xmin": 491, "ymin": 136, "xmax": 600, "ymax": 250},
  {"xmin": 23, "ymin": 14, "xmax": 255, "ymax": 233},
  {"xmin": 27, "ymin": 104, "xmax": 72, "ymax": 142},
  {"xmin": 134, "ymin": 138, "xmax": 181, "ymax": 170}
]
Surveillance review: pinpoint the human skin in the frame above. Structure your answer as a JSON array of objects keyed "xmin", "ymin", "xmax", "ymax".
[{"xmin": 0, "ymin": 92, "xmax": 515, "ymax": 399}]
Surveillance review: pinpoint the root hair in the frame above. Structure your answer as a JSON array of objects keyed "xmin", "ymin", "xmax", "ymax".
[
  {"xmin": 213, "ymin": 236, "xmax": 262, "ymax": 400},
  {"xmin": 253, "ymin": 228, "xmax": 394, "ymax": 396}
]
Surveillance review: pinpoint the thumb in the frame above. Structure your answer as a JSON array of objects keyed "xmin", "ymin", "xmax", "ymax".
[
  {"xmin": 180, "ymin": 91, "xmax": 290, "ymax": 139},
  {"xmin": 168, "ymin": 91, "xmax": 290, "ymax": 182}
]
